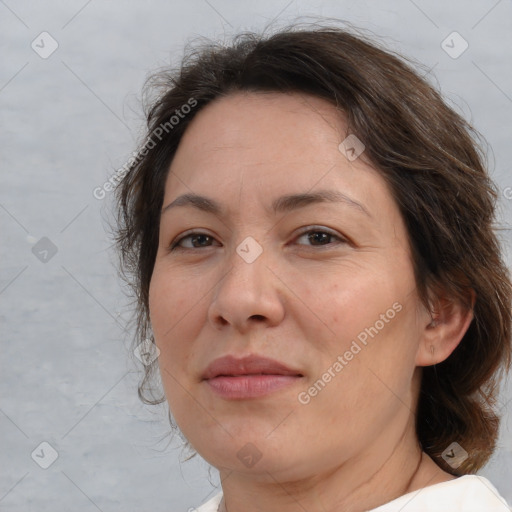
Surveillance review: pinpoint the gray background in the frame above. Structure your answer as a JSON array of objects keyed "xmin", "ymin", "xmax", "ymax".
[{"xmin": 1, "ymin": 1, "xmax": 511, "ymax": 511}]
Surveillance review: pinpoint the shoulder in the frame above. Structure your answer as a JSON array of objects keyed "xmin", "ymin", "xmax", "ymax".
[
  {"xmin": 370, "ymin": 475, "xmax": 510, "ymax": 512},
  {"xmin": 191, "ymin": 492, "xmax": 223, "ymax": 512},
  {"xmin": 184, "ymin": 478, "xmax": 511, "ymax": 512}
]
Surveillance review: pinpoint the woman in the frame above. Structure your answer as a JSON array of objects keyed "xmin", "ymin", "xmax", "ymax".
[{"xmin": 115, "ymin": 22, "xmax": 512, "ymax": 511}]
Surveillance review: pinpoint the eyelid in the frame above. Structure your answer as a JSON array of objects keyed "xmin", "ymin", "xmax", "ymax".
[
  {"xmin": 293, "ymin": 225, "xmax": 350, "ymax": 247},
  {"xmin": 168, "ymin": 225, "xmax": 351, "ymax": 251},
  {"xmin": 168, "ymin": 229, "xmax": 218, "ymax": 250}
]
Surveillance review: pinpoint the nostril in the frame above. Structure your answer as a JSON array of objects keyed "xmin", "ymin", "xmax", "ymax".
[{"xmin": 216, "ymin": 317, "xmax": 229, "ymax": 326}]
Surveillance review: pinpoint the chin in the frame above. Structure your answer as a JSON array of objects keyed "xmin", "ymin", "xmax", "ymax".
[{"xmin": 191, "ymin": 432, "xmax": 311, "ymax": 479}]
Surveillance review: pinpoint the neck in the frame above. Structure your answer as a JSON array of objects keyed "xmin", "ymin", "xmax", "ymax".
[{"xmin": 216, "ymin": 415, "xmax": 443, "ymax": 512}]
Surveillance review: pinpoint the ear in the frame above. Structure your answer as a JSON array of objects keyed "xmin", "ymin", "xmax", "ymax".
[{"xmin": 415, "ymin": 290, "xmax": 475, "ymax": 367}]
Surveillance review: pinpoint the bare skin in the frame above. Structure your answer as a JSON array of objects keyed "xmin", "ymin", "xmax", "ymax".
[{"xmin": 148, "ymin": 92, "xmax": 472, "ymax": 512}]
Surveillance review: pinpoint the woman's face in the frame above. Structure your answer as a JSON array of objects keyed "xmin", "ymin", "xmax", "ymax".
[{"xmin": 149, "ymin": 91, "xmax": 431, "ymax": 479}]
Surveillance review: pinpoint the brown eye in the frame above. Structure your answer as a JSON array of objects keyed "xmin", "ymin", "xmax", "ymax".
[
  {"xmin": 170, "ymin": 232, "xmax": 219, "ymax": 250},
  {"xmin": 295, "ymin": 227, "xmax": 347, "ymax": 247}
]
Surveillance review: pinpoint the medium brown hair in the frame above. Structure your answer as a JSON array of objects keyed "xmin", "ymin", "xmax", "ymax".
[{"xmin": 114, "ymin": 21, "xmax": 512, "ymax": 474}]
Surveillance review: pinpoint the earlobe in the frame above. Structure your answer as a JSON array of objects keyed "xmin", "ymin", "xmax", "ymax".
[{"xmin": 415, "ymin": 292, "xmax": 475, "ymax": 367}]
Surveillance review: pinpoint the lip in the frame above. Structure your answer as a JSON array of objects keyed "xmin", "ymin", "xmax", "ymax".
[{"xmin": 202, "ymin": 354, "xmax": 303, "ymax": 399}]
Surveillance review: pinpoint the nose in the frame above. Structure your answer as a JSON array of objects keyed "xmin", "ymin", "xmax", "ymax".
[{"xmin": 207, "ymin": 242, "xmax": 285, "ymax": 333}]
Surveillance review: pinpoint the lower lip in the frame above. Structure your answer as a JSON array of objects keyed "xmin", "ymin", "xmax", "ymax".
[{"xmin": 205, "ymin": 375, "xmax": 302, "ymax": 399}]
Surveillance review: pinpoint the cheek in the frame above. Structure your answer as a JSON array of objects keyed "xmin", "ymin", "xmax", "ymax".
[
  {"xmin": 149, "ymin": 262, "xmax": 197, "ymax": 331},
  {"xmin": 320, "ymin": 270, "xmax": 397, "ymax": 339},
  {"xmin": 148, "ymin": 267, "xmax": 189, "ymax": 361},
  {"xmin": 148, "ymin": 269, "xmax": 196, "ymax": 418},
  {"xmin": 310, "ymin": 261, "xmax": 419, "ymax": 381},
  {"xmin": 304, "ymin": 300, "xmax": 419, "ymax": 446},
  {"xmin": 148, "ymin": 269, "xmax": 170, "ymax": 338}
]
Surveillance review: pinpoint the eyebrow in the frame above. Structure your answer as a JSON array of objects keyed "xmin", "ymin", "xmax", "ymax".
[{"xmin": 161, "ymin": 189, "xmax": 371, "ymax": 218}]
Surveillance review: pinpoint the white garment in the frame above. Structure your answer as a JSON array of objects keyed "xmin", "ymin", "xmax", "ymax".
[{"xmin": 192, "ymin": 475, "xmax": 510, "ymax": 511}]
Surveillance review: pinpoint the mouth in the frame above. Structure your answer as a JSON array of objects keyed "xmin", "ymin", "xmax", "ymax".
[{"xmin": 202, "ymin": 354, "xmax": 303, "ymax": 399}]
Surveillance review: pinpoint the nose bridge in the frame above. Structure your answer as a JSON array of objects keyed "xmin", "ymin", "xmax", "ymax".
[
  {"xmin": 235, "ymin": 234, "xmax": 265, "ymax": 266},
  {"xmin": 208, "ymin": 232, "xmax": 284, "ymax": 330},
  {"xmin": 223, "ymin": 233, "xmax": 267, "ymax": 298}
]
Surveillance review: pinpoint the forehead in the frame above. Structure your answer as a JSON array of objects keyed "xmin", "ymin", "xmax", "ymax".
[
  {"xmin": 163, "ymin": 91, "xmax": 398, "ymax": 225},
  {"xmin": 173, "ymin": 91, "xmax": 347, "ymax": 165}
]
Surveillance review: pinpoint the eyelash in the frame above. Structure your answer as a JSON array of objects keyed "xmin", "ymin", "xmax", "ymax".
[{"xmin": 168, "ymin": 226, "xmax": 349, "ymax": 251}]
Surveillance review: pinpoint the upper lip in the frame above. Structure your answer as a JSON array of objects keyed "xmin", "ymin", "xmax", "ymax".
[{"xmin": 202, "ymin": 354, "xmax": 303, "ymax": 379}]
